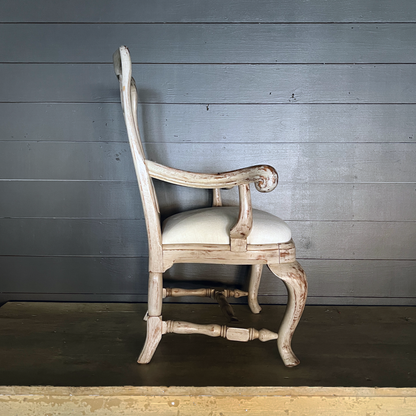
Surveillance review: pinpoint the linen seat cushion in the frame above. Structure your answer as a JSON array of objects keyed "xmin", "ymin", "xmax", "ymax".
[{"xmin": 162, "ymin": 206, "xmax": 291, "ymax": 245}]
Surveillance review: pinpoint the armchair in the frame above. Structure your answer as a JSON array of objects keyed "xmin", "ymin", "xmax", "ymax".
[{"xmin": 114, "ymin": 46, "xmax": 307, "ymax": 367}]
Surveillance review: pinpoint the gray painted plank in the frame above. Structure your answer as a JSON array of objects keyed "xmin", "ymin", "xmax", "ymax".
[
  {"xmin": 3, "ymin": 24, "xmax": 416, "ymax": 64},
  {"xmin": 1, "ymin": 142, "xmax": 414, "ymax": 183},
  {"xmin": 1, "ymin": 181, "xmax": 415, "ymax": 222},
  {"xmin": 1, "ymin": 0, "xmax": 416, "ymax": 23},
  {"xmin": 0, "ymin": 103, "xmax": 126, "ymax": 142},
  {"xmin": 0, "ymin": 181, "xmax": 144, "ymax": 220},
  {"xmin": 0, "ymin": 218, "xmax": 414, "ymax": 259},
  {"xmin": 288, "ymin": 221, "xmax": 416, "ymax": 261},
  {"xmin": 3, "ymin": 64, "xmax": 416, "ymax": 104},
  {"xmin": 1, "ymin": 103, "xmax": 415, "ymax": 144},
  {"xmin": 0, "ymin": 218, "xmax": 151, "ymax": 257},
  {"xmin": 222, "ymin": 183, "xmax": 416, "ymax": 222},
  {"xmin": 0, "ymin": 257, "xmax": 415, "ymax": 305},
  {"xmin": 170, "ymin": 260, "xmax": 416, "ymax": 301},
  {"xmin": 0, "ymin": 256, "xmax": 148, "ymax": 295}
]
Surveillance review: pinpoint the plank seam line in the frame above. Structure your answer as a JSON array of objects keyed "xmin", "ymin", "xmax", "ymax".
[
  {"xmin": 0, "ymin": 254, "xmax": 148, "ymax": 259},
  {"xmin": 4, "ymin": 62, "xmax": 416, "ymax": 65},
  {"xmin": 3, "ymin": 102, "xmax": 416, "ymax": 106},
  {"xmin": 1, "ymin": 180, "xmax": 416, "ymax": 184},
  {"xmin": 1, "ymin": 142, "xmax": 415, "ymax": 146},
  {"xmin": 2, "ymin": 218, "xmax": 416, "ymax": 224},
  {"xmin": 0, "ymin": 255, "xmax": 415, "ymax": 262},
  {"xmin": 1, "ymin": 217, "xmax": 416, "ymax": 223},
  {"xmin": 1, "ymin": 292, "xmax": 415, "ymax": 299},
  {"xmin": 2, "ymin": 102, "xmax": 416, "ymax": 106},
  {"xmin": 2, "ymin": 21, "xmax": 416, "ymax": 25}
]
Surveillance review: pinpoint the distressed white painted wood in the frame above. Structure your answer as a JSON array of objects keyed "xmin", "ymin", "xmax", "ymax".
[
  {"xmin": 248, "ymin": 264, "xmax": 263, "ymax": 314},
  {"xmin": 146, "ymin": 160, "xmax": 278, "ymax": 192},
  {"xmin": 163, "ymin": 288, "xmax": 248, "ymax": 299},
  {"xmin": 212, "ymin": 188, "xmax": 223, "ymax": 207},
  {"xmin": 269, "ymin": 261, "xmax": 308, "ymax": 367},
  {"xmin": 162, "ymin": 320, "xmax": 278, "ymax": 342},
  {"xmin": 114, "ymin": 45, "xmax": 307, "ymax": 367}
]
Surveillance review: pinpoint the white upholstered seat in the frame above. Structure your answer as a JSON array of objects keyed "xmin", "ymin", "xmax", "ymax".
[{"xmin": 163, "ymin": 207, "xmax": 291, "ymax": 245}]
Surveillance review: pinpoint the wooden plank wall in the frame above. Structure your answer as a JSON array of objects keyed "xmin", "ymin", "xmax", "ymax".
[{"xmin": 0, "ymin": 0, "xmax": 415, "ymax": 305}]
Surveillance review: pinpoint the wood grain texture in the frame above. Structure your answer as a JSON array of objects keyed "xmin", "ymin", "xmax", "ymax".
[
  {"xmin": 3, "ymin": 389, "xmax": 415, "ymax": 416},
  {"xmin": 1, "ymin": 103, "xmax": 415, "ymax": 143},
  {"xmin": 3, "ymin": 24, "xmax": 416, "ymax": 63},
  {"xmin": 2, "ymin": 392, "xmax": 416, "ymax": 416},
  {"xmin": 3, "ymin": 64, "xmax": 416, "ymax": 103},
  {"xmin": 2, "ymin": 0, "xmax": 416, "ymax": 22},
  {"xmin": 0, "ymin": 302, "xmax": 415, "ymax": 387}
]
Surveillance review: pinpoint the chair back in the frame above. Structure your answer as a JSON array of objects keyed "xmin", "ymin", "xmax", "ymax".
[{"xmin": 113, "ymin": 46, "xmax": 162, "ymax": 268}]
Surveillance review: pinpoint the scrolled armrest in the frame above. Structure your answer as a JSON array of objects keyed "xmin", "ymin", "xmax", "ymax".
[{"xmin": 146, "ymin": 160, "xmax": 278, "ymax": 192}]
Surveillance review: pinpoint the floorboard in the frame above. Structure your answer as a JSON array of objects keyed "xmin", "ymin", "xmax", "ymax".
[
  {"xmin": 0, "ymin": 302, "xmax": 414, "ymax": 388},
  {"xmin": 0, "ymin": 302, "xmax": 415, "ymax": 415}
]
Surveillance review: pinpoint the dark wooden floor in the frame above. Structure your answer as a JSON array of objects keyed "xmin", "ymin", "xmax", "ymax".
[{"xmin": 0, "ymin": 302, "xmax": 415, "ymax": 387}]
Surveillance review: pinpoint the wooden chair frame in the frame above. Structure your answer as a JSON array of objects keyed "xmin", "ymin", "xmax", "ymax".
[{"xmin": 114, "ymin": 46, "xmax": 307, "ymax": 367}]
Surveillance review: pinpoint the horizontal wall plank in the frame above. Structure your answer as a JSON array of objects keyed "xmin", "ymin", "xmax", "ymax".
[
  {"xmin": 0, "ymin": 218, "xmax": 414, "ymax": 259},
  {"xmin": 0, "ymin": 218, "xmax": 150, "ymax": 257},
  {"xmin": 1, "ymin": 0, "xmax": 416, "ymax": 23},
  {"xmin": 167, "ymin": 260, "xmax": 416, "ymax": 302},
  {"xmin": 1, "ymin": 257, "xmax": 415, "ymax": 305},
  {"xmin": 288, "ymin": 221, "xmax": 416, "ymax": 260},
  {"xmin": 0, "ymin": 103, "xmax": 126, "ymax": 142},
  {"xmin": 2, "ymin": 103, "xmax": 415, "ymax": 144},
  {"xmin": 3, "ymin": 24, "xmax": 416, "ymax": 64},
  {"xmin": 2, "ymin": 64, "xmax": 416, "ymax": 104},
  {"xmin": 222, "ymin": 183, "xmax": 416, "ymax": 222},
  {"xmin": 1, "ymin": 181, "xmax": 415, "ymax": 222},
  {"xmin": 0, "ymin": 256, "xmax": 148, "ymax": 295},
  {"xmin": 1, "ymin": 142, "xmax": 414, "ymax": 183},
  {"xmin": 258, "ymin": 260, "xmax": 416, "ymax": 303}
]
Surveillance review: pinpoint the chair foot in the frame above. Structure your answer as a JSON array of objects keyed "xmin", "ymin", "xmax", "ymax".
[
  {"xmin": 268, "ymin": 261, "xmax": 307, "ymax": 367},
  {"xmin": 248, "ymin": 264, "xmax": 263, "ymax": 314},
  {"xmin": 137, "ymin": 316, "xmax": 163, "ymax": 364}
]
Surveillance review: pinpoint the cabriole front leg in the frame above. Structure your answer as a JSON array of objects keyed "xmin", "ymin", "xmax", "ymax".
[{"xmin": 268, "ymin": 261, "xmax": 307, "ymax": 367}]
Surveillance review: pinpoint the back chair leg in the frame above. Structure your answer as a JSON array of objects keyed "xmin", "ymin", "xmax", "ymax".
[
  {"xmin": 268, "ymin": 261, "xmax": 307, "ymax": 367},
  {"xmin": 248, "ymin": 264, "xmax": 263, "ymax": 314},
  {"xmin": 138, "ymin": 272, "xmax": 163, "ymax": 364}
]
